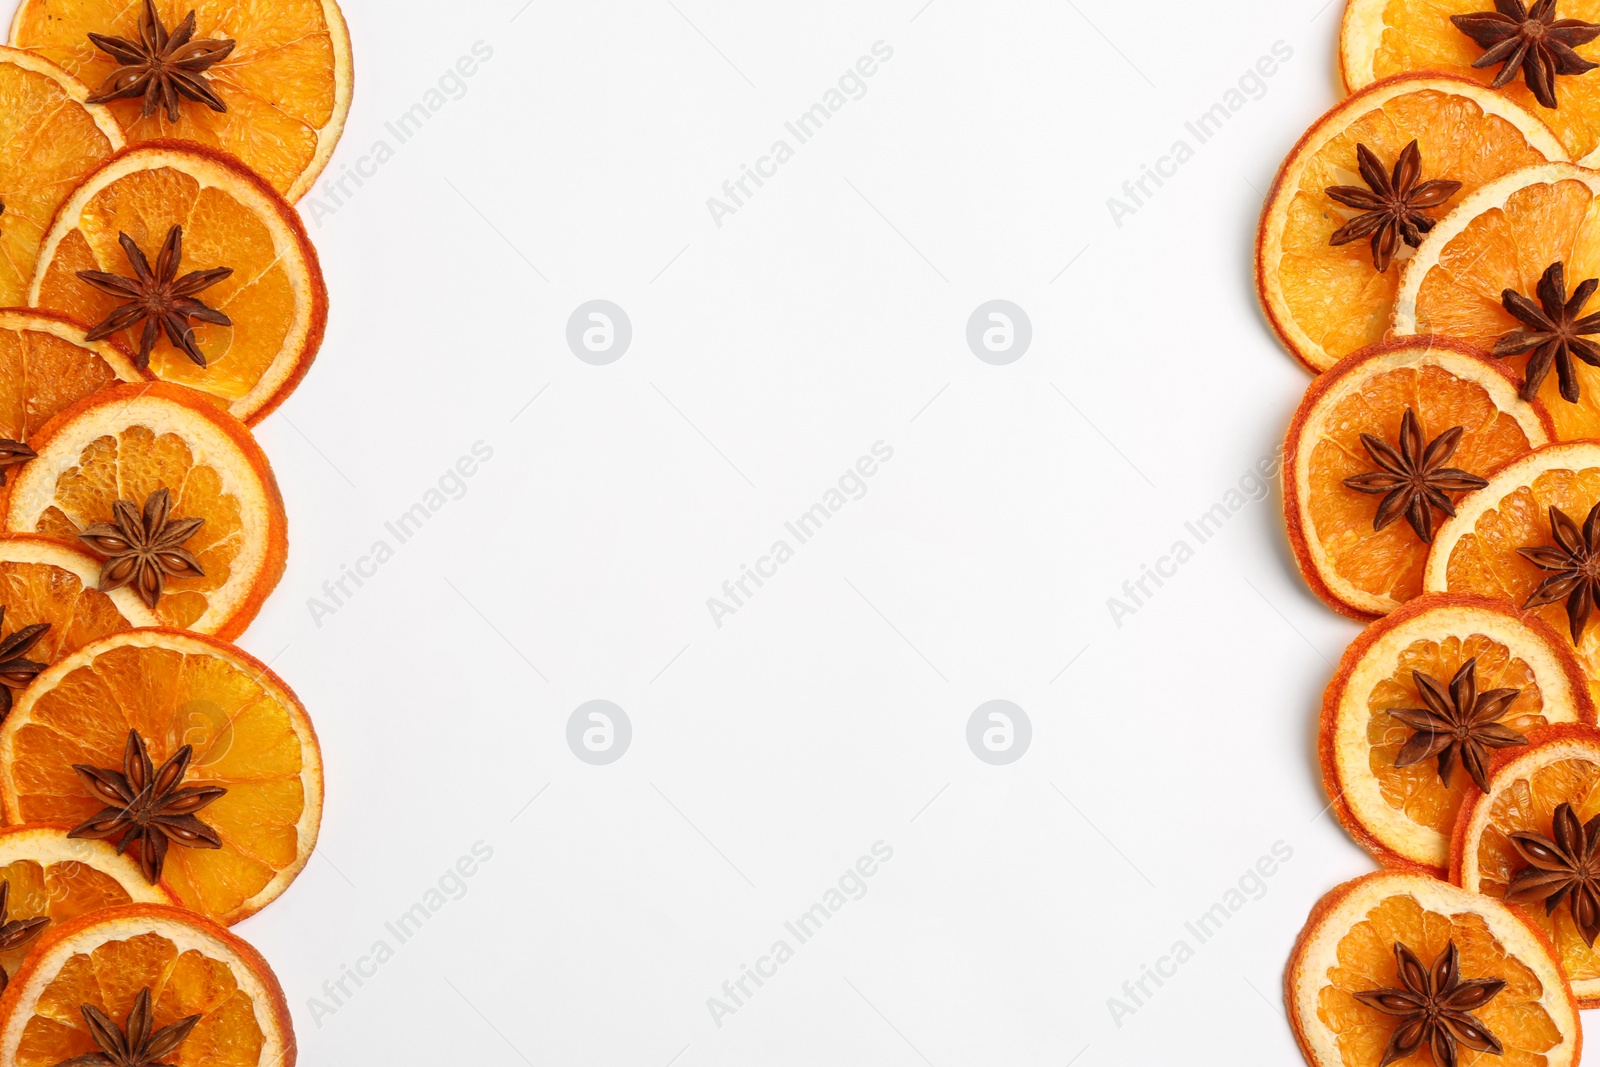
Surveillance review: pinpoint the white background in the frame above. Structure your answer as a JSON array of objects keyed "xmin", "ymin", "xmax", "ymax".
[{"xmin": 123, "ymin": 0, "xmax": 1466, "ymax": 1062}]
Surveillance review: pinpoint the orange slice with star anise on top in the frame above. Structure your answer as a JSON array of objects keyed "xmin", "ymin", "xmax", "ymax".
[
  {"xmin": 1287, "ymin": 870, "xmax": 1581, "ymax": 1067},
  {"xmin": 1257, "ymin": 73, "xmax": 1563, "ymax": 373},
  {"xmin": 28, "ymin": 142, "xmax": 328, "ymax": 424},
  {"xmin": 0, "ymin": 629, "xmax": 323, "ymax": 925},
  {"xmin": 1342, "ymin": 0, "xmax": 1600, "ymax": 164},
  {"xmin": 1, "ymin": 382, "xmax": 286, "ymax": 638},
  {"xmin": 9, "ymin": 0, "xmax": 353, "ymax": 202},
  {"xmin": 1284, "ymin": 336, "xmax": 1550, "ymax": 620},
  {"xmin": 0, "ymin": 903, "xmax": 295, "ymax": 1065}
]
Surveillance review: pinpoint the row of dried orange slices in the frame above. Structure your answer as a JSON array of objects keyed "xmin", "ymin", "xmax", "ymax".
[
  {"xmin": 0, "ymin": 1, "xmax": 356, "ymax": 1063},
  {"xmin": 1255, "ymin": 4, "xmax": 1600, "ymax": 1067}
]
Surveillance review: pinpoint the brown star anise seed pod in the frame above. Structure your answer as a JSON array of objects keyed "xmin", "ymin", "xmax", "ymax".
[
  {"xmin": 1326, "ymin": 140, "xmax": 1462, "ymax": 272},
  {"xmin": 1505, "ymin": 801, "xmax": 1600, "ymax": 946},
  {"xmin": 76, "ymin": 488, "xmax": 205, "ymax": 610},
  {"xmin": 85, "ymin": 0, "xmax": 236, "ymax": 123},
  {"xmin": 0, "ymin": 606, "xmax": 50, "ymax": 721},
  {"xmin": 1452, "ymin": 0, "xmax": 1600, "ymax": 110},
  {"xmin": 1520, "ymin": 500, "xmax": 1600, "ymax": 642},
  {"xmin": 67, "ymin": 730, "xmax": 226, "ymax": 885},
  {"xmin": 1353, "ymin": 940, "xmax": 1506, "ymax": 1067},
  {"xmin": 0, "ymin": 439, "xmax": 35, "ymax": 487},
  {"xmin": 76, "ymin": 225, "xmax": 232, "ymax": 370},
  {"xmin": 0, "ymin": 880, "xmax": 50, "ymax": 995},
  {"xmin": 1491, "ymin": 260, "xmax": 1600, "ymax": 402},
  {"xmin": 1342, "ymin": 408, "xmax": 1489, "ymax": 543},
  {"xmin": 1390, "ymin": 657, "xmax": 1527, "ymax": 793},
  {"xmin": 56, "ymin": 987, "xmax": 201, "ymax": 1067}
]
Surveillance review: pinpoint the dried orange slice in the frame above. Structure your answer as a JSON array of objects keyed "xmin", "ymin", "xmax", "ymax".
[
  {"xmin": 0, "ymin": 629, "xmax": 323, "ymax": 925},
  {"xmin": 0, "ymin": 382, "xmax": 286, "ymax": 638},
  {"xmin": 10, "ymin": 0, "xmax": 352, "ymax": 203},
  {"xmin": 1286, "ymin": 870, "xmax": 1580, "ymax": 1067},
  {"xmin": 1426, "ymin": 441, "xmax": 1600, "ymax": 699},
  {"xmin": 1341, "ymin": 0, "xmax": 1600, "ymax": 164},
  {"xmin": 1453, "ymin": 724, "xmax": 1600, "ymax": 1006},
  {"xmin": 1284, "ymin": 337, "xmax": 1550, "ymax": 619},
  {"xmin": 29, "ymin": 142, "xmax": 327, "ymax": 424},
  {"xmin": 0, "ymin": 825, "xmax": 173, "ymax": 983},
  {"xmin": 0, "ymin": 536, "xmax": 154, "ymax": 666},
  {"xmin": 0, "ymin": 903, "xmax": 294, "ymax": 1065},
  {"xmin": 1321, "ymin": 594, "xmax": 1593, "ymax": 873},
  {"xmin": 0, "ymin": 310, "xmax": 143, "ymax": 444},
  {"xmin": 1258, "ymin": 73, "xmax": 1562, "ymax": 372},
  {"xmin": 0, "ymin": 45, "xmax": 123, "ymax": 307},
  {"xmin": 1394, "ymin": 162, "xmax": 1600, "ymax": 440}
]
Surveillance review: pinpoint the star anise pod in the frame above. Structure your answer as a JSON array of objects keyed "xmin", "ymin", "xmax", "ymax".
[
  {"xmin": 76, "ymin": 489, "xmax": 204, "ymax": 611},
  {"xmin": 0, "ymin": 607, "xmax": 50, "ymax": 721},
  {"xmin": 1353, "ymin": 940, "xmax": 1505, "ymax": 1067},
  {"xmin": 55, "ymin": 987, "xmax": 201, "ymax": 1067},
  {"xmin": 1491, "ymin": 260, "xmax": 1600, "ymax": 402},
  {"xmin": 1326, "ymin": 140, "xmax": 1462, "ymax": 271},
  {"xmin": 1452, "ymin": 0, "xmax": 1600, "ymax": 110},
  {"xmin": 1505, "ymin": 801, "xmax": 1600, "ymax": 946},
  {"xmin": 0, "ymin": 439, "xmax": 35, "ymax": 487},
  {"xmin": 67, "ymin": 730, "xmax": 226, "ymax": 885},
  {"xmin": 76, "ymin": 226, "xmax": 232, "ymax": 370},
  {"xmin": 0, "ymin": 880, "xmax": 50, "ymax": 995},
  {"xmin": 84, "ymin": 0, "xmax": 235, "ymax": 123},
  {"xmin": 1342, "ymin": 408, "xmax": 1488, "ymax": 543},
  {"xmin": 1519, "ymin": 500, "xmax": 1600, "ymax": 642},
  {"xmin": 1390, "ymin": 657, "xmax": 1527, "ymax": 793}
]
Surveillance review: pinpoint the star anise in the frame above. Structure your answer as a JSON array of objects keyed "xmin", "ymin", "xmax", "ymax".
[
  {"xmin": 1342, "ymin": 408, "xmax": 1489, "ymax": 543},
  {"xmin": 1326, "ymin": 140, "xmax": 1462, "ymax": 271},
  {"xmin": 0, "ymin": 439, "xmax": 34, "ymax": 487},
  {"xmin": 67, "ymin": 730, "xmax": 225, "ymax": 885},
  {"xmin": 1390, "ymin": 657, "xmax": 1527, "ymax": 793},
  {"xmin": 1452, "ymin": 0, "xmax": 1600, "ymax": 110},
  {"xmin": 1354, "ymin": 941, "xmax": 1506, "ymax": 1067},
  {"xmin": 84, "ymin": 0, "xmax": 235, "ymax": 123},
  {"xmin": 0, "ymin": 607, "xmax": 50, "ymax": 721},
  {"xmin": 0, "ymin": 880, "xmax": 50, "ymax": 995},
  {"xmin": 76, "ymin": 226, "xmax": 232, "ymax": 370},
  {"xmin": 76, "ymin": 489, "xmax": 204, "ymax": 610},
  {"xmin": 1505, "ymin": 801, "xmax": 1600, "ymax": 946},
  {"xmin": 1519, "ymin": 500, "xmax": 1600, "ymax": 641},
  {"xmin": 55, "ymin": 987, "xmax": 201, "ymax": 1067},
  {"xmin": 1491, "ymin": 260, "xmax": 1600, "ymax": 402}
]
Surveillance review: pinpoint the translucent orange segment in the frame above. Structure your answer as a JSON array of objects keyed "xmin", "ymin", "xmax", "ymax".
[
  {"xmin": 1367, "ymin": 635, "xmax": 1549, "ymax": 836},
  {"xmin": 26, "ymin": 425, "xmax": 245, "ymax": 632},
  {"xmin": 1307, "ymin": 363, "xmax": 1536, "ymax": 603},
  {"xmin": 1278, "ymin": 88, "xmax": 1554, "ymax": 363},
  {"xmin": 1414, "ymin": 180, "xmax": 1600, "ymax": 440},
  {"xmin": 1445, "ymin": 467, "xmax": 1600, "ymax": 692},
  {"xmin": 0, "ymin": 328, "xmax": 123, "ymax": 443},
  {"xmin": 13, "ymin": 931, "xmax": 260, "ymax": 1067},
  {"xmin": 1318, "ymin": 893, "xmax": 1561, "ymax": 1065},
  {"xmin": 11, "ymin": 642, "xmax": 306, "ymax": 922},
  {"xmin": 0, "ymin": 59, "xmax": 118, "ymax": 306},
  {"xmin": 0, "ymin": 558, "xmax": 132, "ymax": 663},
  {"xmin": 10, "ymin": 0, "xmax": 340, "ymax": 197},
  {"xmin": 1368, "ymin": 0, "xmax": 1600, "ymax": 160},
  {"xmin": 32, "ymin": 168, "xmax": 296, "ymax": 408},
  {"xmin": 0, "ymin": 858, "xmax": 131, "ymax": 979}
]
